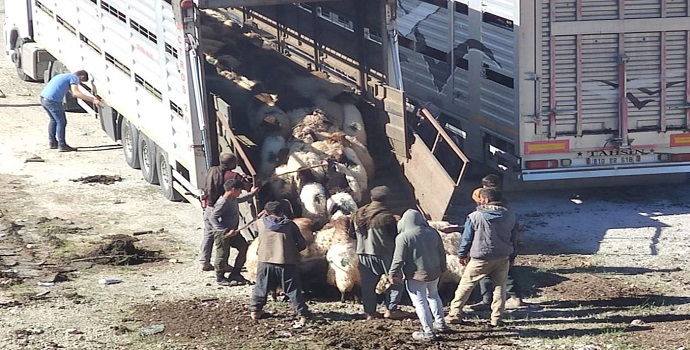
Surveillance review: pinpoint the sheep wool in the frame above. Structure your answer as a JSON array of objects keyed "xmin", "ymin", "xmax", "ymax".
[
  {"xmin": 332, "ymin": 162, "xmax": 363, "ymax": 203},
  {"xmin": 286, "ymin": 151, "xmax": 327, "ymax": 183},
  {"xmin": 439, "ymin": 254, "xmax": 465, "ymax": 287},
  {"xmin": 251, "ymin": 104, "xmax": 291, "ymax": 139},
  {"xmin": 326, "ymin": 241, "xmax": 361, "ymax": 301},
  {"xmin": 269, "ymin": 164, "xmax": 296, "ymax": 199},
  {"xmin": 299, "ymin": 183, "xmax": 328, "ymax": 229},
  {"xmin": 342, "ymin": 147, "xmax": 368, "ymax": 192},
  {"xmin": 244, "ymin": 238, "xmax": 260, "ymax": 282},
  {"xmin": 326, "ymin": 192, "xmax": 358, "ymax": 220},
  {"xmin": 330, "ymin": 133, "xmax": 375, "ymax": 183},
  {"xmin": 293, "ymin": 217, "xmax": 315, "ymax": 244},
  {"xmin": 286, "ymin": 107, "xmax": 315, "ymax": 127},
  {"xmin": 314, "ymin": 96, "xmax": 344, "ymax": 129},
  {"xmin": 259, "ymin": 135, "xmax": 287, "ymax": 180},
  {"xmin": 290, "ymin": 76, "xmax": 350, "ymax": 101},
  {"xmin": 342, "ymin": 103, "xmax": 367, "ymax": 146},
  {"xmin": 313, "ymin": 216, "xmax": 352, "ymax": 257}
]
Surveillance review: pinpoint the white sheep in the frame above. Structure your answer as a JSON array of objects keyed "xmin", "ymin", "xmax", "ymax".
[
  {"xmin": 332, "ymin": 162, "xmax": 363, "ymax": 203},
  {"xmin": 327, "ymin": 192, "xmax": 358, "ymax": 220},
  {"xmin": 286, "ymin": 107, "xmax": 315, "ymax": 128},
  {"xmin": 329, "ymin": 132, "xmax": 375, "ymax": 184},
  {"xmin": 259, "ymin": 135, "xmax": 287, "ymax": 180},
  {"xmin": 342, "ymin": 103, "xmax": 367, "ymax": 146},
  {"xmin": 300, "ymin": 182, "xmax": 329, "ymax": 230},
  {"xmin": 315, "ymin": 96, "xmax": 344, "ymax": 129},
  {"xmin": 326, "ymin": 240, "xmax": 361, "ymax": 302},
  {"xmin": 313, "ymin": 216, "xmax": 352, "ymax": 257},
  {"xmin": 250, "ymin": 103, "xmax": 292, "ymax": 140},
  {"xmin": 292, "ymin": 110, "xmax": 339, "ymax": 144},
  {"xmin": 342, "ymin": 147, "xmax": 368, "ymax": 193},
  {"xmin": 269, "ymin": 164, "xmax": 297, "ymax": 199}
]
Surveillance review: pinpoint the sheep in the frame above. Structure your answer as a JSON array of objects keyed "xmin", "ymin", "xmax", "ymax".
[
  {"xmin": 313, "ymin": 215, "xmax": 352, "ymax": 256},
  {"xmin": 440, "ymin": 254, "xmax": 465, "ymax": 287},
  {"xmin": 314, "ymin": 96, "xmax": 345, "ymax": 129},
  {"xmin": 327, "ymin": 192, "xmax": 358, "ymax": 220},
  {"xmin": 341, "ymin": 147, "xmax": 368, "ymax": 193},
  {"xmin": 286, "ymin": 107, "xmax": 315, "ymax": 127},
  {"xmin": 290, "ymin": 76, "xmax": 351, "ymax": 101},
  {"xmin": 326, "ymin": 240, "xmax": 361, "ymax": 302},
  {"xmin": 293, "ymin": 217, "xmax": 315, "ymax": 244},
  {"xmin": 215, "ymin": 54, "xmax": 241, "ymax": 71},
  {"xmin": 270, "ymin": 164, "xmax": 296, "ymax": 198},
  {"xmin": 245, "ymin": 238, "xmax": 260, "ymax": 282},
  {"xmin": 285, "ymin": 150, "xmax": 327, "ymax": 183},
  {"xmin": 309, "ymin": 140, "xmax": 367, "ymax": 199},
  {"xmin": 259, "ymin": 135, "xmax": 287, "ymax": 180},
  {"xmin": 332, "ymin": 162, "xmax": 363, "ymax": 203},
  {"xmin": 342, "ymin": 103, "xmax": 367, "ymax": 146},
  {"xmin": 329, "ymin": 132, "xmax": 375, "ymax": 184},
  {"xmin": 299, "ymin": 183, "xmax": 328, "ymax": 230},
  {"xmin": 291, "ymin": 110, "xmax": 339, "ymax": 144},
  {"xmin": 249, "ymin": 99, "xmax": 291, "ymax": 140},
  {"xmin": 199, "ymin": 38, "xmax": 225, "ymax": 56}
]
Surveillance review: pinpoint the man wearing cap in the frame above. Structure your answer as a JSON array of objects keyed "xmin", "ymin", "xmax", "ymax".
[
  {"xmin": 350, "ymin": 186, "xmax": 404, "ymax": 320},
  {"xmin": 199, "ymin": 152, "xmax": 252, "ymax": 271},
  {"xmin": 209, "ymin": 179, "xmax": 259, "ymax": 286},
  {"xmin": 445, "ymin": 187, "xmax": 519, "ymax": 327}
]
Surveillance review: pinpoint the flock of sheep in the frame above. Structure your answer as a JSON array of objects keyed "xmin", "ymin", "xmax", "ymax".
[{"xmin": 198, "ymin": 9, "xmax": 465, "ymax": 300}]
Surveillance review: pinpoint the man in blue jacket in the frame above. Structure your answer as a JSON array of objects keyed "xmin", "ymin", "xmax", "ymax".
[
  {"xmin": 445, "ymin": 187, "xmax": 519, "ymax": 327},
  {"xmin": 40, "ymin": 70, "xmax": 103, "ymax": 152}
]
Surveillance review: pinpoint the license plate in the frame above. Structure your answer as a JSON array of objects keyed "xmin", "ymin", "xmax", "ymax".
[{"xmin": 587, "ymin": 156, "xmax": 640, "ymax": 166}]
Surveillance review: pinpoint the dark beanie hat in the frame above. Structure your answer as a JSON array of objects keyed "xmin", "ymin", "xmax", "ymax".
[{"xmin": 370, "ymin": 186, "xmax": 390, "ymax": 202}]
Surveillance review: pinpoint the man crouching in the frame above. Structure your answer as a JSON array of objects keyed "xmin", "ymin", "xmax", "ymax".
[{"xmin": 250, "ymin": 201, "xmax": 310, "ymax": 327}]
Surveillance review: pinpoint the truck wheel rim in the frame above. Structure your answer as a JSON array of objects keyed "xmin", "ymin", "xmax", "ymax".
[
  {"xmin": 142, "ymin": 143, "xmax": 151, "ymax": 173},
  {"xmin": 160, "ymin": 155, "xmax": 171, "ymax": 191},
  {"xmin": 124, "ymin": 127, "xmax": 134, "ymax": 159}
]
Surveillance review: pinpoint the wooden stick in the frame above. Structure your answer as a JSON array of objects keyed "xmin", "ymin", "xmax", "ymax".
[
  {"xmin": 272, "ymin": 163, "xmax": 327, "ymax": 178},
  {"xmin": 237, "ymin": 210, "xmax": 267, "ymax": 232}
]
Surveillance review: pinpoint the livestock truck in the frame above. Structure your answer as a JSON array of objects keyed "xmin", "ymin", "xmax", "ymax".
[
  {"xmin": 4, "ymin": 0, "xmax": 468, "ymax": 221},
  {"xmin": 391, "ymin": 0, "xmax": 690, "ymax": 184}
]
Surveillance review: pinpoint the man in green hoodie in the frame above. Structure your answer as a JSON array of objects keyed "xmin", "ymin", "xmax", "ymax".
[
  {"xmin": 250, "ymin": 201, "xmax": 310, "ymax": 327},
  {"xmin": 350, "ymin": 186, "xmax": 404, "ymax": 320}
]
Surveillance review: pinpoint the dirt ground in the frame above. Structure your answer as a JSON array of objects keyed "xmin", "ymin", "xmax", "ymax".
[{"xmin": 2, "ymin": 2, "xmax": 690, "ymax": 349}]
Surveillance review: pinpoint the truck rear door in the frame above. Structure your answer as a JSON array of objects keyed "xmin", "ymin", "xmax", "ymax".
[{"xmin": 523, "ymin": 0, "xmax": 690, "ymax": 180}]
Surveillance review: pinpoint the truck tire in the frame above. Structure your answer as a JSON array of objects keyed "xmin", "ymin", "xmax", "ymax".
[
  {"xmin": 12, "ymin": 39, "xmax": 32, "ymax": 82},
  {"xmin": 157, "ymin": 150, "xmax": 183, "ymax": 202},
  {"xmin": 138, "ymin": 134, "xmax": 159, "ymax": 184},
  {"xmin": 121, "ymin": 120, "xmax": 140, "ymax": 169}
]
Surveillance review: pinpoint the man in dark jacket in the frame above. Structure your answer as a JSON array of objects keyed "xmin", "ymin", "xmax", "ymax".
[
  {"xmin": 446, "ymin": 188, "xmax": 518, "ymax": 327},
  {"xmin": 250, "ymin": 201, "xmax": 310, "ymax": 327},
  {"xmin": 350, "ymin": 186, "xmax": 404, "ymax": 320},
  {"xmin": 210, "ymin": 179, "xmax": 258, "ymax": 286},
  {"xmin": 199, "ymin": 152, "xmax": 252, "ymax": 271},
  {"xmin": 389, "ymin": 209, "xmax": 448, "ymax": 341}
]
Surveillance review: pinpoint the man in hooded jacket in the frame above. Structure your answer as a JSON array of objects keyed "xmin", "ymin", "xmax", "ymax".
[
  {"xmin": 250, "ymin": 201, "xmax": 310, "ymax": 326},
  {"xmin": 350, "ymin": 186, "xmax": 404, "ymax": 320},
  {"xmin": 446, "ymin": 187, "xmax": 519, "ymax": 327},
  {"xmin": 389, "ymin": 209, "xmax": 449, "ymax": 341}
]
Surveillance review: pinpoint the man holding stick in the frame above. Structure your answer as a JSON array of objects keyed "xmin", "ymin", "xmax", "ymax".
[{"xmin": 209, "ymin": 179, "xmax": 259, "ymax": 286}]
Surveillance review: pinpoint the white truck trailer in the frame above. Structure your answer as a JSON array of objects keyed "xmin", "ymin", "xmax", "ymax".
[
  {"xmin": 4, "ymin": 0, "xmax": 468, "ymax": 220},
  {"xmin": 392, "ymin": 0, "xmax": 690, "ymax": 182}
]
